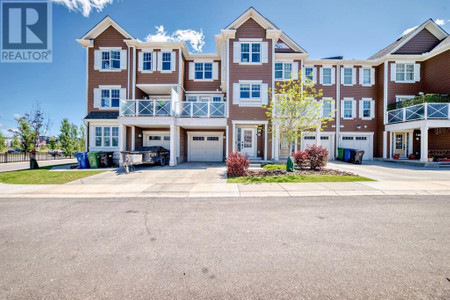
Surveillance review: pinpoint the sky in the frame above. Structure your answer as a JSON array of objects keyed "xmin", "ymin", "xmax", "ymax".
[{"xmin": 0, "ymin": 0, "xmax": 449, "ymax": 137}]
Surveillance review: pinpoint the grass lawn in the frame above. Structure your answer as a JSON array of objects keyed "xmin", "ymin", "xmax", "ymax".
[
  {"xmin": 262, "ymin": 164, "xmax": 286, "ymax": 171},
  {"xmin": 0, "ymin": 164, "xmax": 105, "ymax": 184},
  {"xmin": 228, "ymin": 174, "xmax": 374, "ymax": 183}
]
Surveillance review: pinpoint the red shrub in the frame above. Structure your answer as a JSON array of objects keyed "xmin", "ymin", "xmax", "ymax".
[
  {"xmin": 293, "ymin": 150, "xmax": 308, "ymax": 169},
  {"xmin": 305, "ymin": 145, "xmax": 329, "ymax": 170},
  {"xmin": 226, "ymin": 151, "xmax": 250, "ymax": 177}
]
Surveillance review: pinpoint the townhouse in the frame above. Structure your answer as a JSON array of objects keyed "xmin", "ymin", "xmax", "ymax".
[{"xmin": 77, "ymin": 7, "xmax": 450, "ymax": 166}]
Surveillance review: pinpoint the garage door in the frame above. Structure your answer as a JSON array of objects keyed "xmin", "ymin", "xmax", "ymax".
[
  {"xmin": 340, "ymin": 135, "xmax": 373, "ymax": 160},
  {"xmin": 301, "ymin": 135, "xmax": 334, "ymax": 160},
  {"xmin": 189, "ymin": 133, "xmax": 223, "ymax": 162},
  {"xmin": 143, "ymin": 133, "xmax": 170, "ymax": 149}
]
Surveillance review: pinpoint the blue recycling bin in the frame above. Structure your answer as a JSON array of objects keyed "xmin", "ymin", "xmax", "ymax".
[
  {"xmin": 343, "ymin": 148, "xmax": 354, "ymax": 162},
  {"xmin": 75, "ymin": 152, "xmax": 90, "ymax": 169}
]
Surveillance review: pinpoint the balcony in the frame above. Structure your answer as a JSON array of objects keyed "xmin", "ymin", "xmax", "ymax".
[
  {"xmin": 120, "ymin": 99, "xmax": 226, "ymax": 118},
  {"xmin": 387, "ymin": 102, "xmax": 450, "ymax": 124}
]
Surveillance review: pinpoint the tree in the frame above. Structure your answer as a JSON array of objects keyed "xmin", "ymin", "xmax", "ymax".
[
  {"xmin": 78, "ymin": 125, "xmax": 86, "ymax": 152},
  {"xmin": 16, "ymin": 119, "xmax": 34, "ymax": 154},
  {"xmin": 265, "ymin": 71, "xmax": 335, "ymax": 157},
  {"xmin": 0, "ymin": 133, "xmax": 5, "ymax": 152},
  {"xmin": 49, "ymin": 137, "xmax": 57, "ymax": 150},
  {"xmin": 59, "ymin": 119, "xmax": 78, "ymax": 157},
  {"xmin": 11, "ymin": 136, "xmax": 20, "ymax": 149}
]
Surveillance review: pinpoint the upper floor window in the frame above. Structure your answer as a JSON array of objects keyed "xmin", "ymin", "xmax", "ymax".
[
  {"xmin": 396, "ymin": 63, "xmax": 414, "ymax": 81},
  {"xmin": 102, "ymin": 50, "xmax": 120, "ymax": 70},
  {"xmin": 359, "ymin": 98, "xmax": 375, "ymax": 120},
  {"xmin": 195, "ymin": 63, "xmax": 213, "ymax": 80},
  {"xmin": 362, "ymin": 100, "xmax": 371, "ymax": 118},
  {"xmin": 322, "ymin": 98, "xmax": 334, "ymax": 118},
  {"xmin": 95, "ymin": 126, "xmax": 118, "ymax": 148},
  {"xmin": 305, "ymin": 67, "xmax": 314, "ymax": 81},
  {"xmin": 395, "ymin": 95, "xmax": 414, "ymax": 103},
  {"xmin": 359, "ymin": 67, "xmax": 375, "ymax": 86},
  {"xmin": 186, "ymin": 95, "xmax": 223, "ymax": 102},
  {"xmin": 240, "ymin": 84, "xmax": 261, "ymax": 99},
  {"xmin": 341, "ymin": 98, "xmax": 355, "ymax": 119},
  {"xmin": 143, "ymin": 53, "xmax": 152, "ymax": 71},
  {"xmin": 162, "ymin": 52, "xmax": 172, "ymax": 71},
  {"xmin": 275, "ymin": 62, "xmax": 292, "ymax": 80},
  {"xmin": 322, "ymin": 68, "xmax": 332, "ymax": 85},
  {"xmin": 101, "ymin": 89, "xmax": 120, "ymax": 108},
  {"xmin": 363, "ymin": 69, "xmax": 371, "ymax": 85},
  {"xmin": 343, "ymin": 68, "xmax": 353, "ymax": 85},
  {"xmin": 240, "ymin": 43, "xmax": 261, "ymax": 63}
]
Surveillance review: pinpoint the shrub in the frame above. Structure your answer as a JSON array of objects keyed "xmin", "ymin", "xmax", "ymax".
[
  {"xmin": 305, "ymin": 145, "xmax": 329, "ymax": 170},
  {"xmin": 293, "ymin": 150, "xmax": 308, "ymax": 169},
  {"xmin": 226, "ymin": 151, "xmax": 250, "ymax": 177},
  {"xmin": 263, "ymin": 164, "xmax": 286, "ymax": 171}
]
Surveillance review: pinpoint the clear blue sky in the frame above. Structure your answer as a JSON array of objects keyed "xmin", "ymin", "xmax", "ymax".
[{"xmin": 0, "ymin": 0, "xmax": 448, "ymax": 137}]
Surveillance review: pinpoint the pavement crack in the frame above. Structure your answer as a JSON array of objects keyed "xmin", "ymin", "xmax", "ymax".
[{"xmin": 144, "ymin": 210, "xmax": 151, "ymax": 236}]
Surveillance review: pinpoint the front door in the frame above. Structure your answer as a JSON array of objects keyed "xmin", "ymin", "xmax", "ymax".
[
  {"xmin": 237, "ymin": 128, "xmax": 256, "ymax": 158},
  {"xmin": 395, "ymin": 133, "xmax": 406, "ymax": 157}
]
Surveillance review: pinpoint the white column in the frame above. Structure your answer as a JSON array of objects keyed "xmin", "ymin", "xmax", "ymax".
[
  {"xmin": 225, "ymin": 125, "xmax": 229, "ymax": 158},
  {"xmin": 420, "ymin": 127, "xmax": 428, "ymax": 162},
  {"xmin": 131, "ymin": 126, "xmax": 135, "ymax": 151},
  {"xmin": 390, "ymin": 132, "xmax": 394, "ymax": 159},
  {"xmin": 382, "ymin": 131, "xmax": 387, "ymax": 158},
  {"xmin": 232, "ymin": 123, "xmax": 236, "ymax": 152},
  {"xmin": 315, "ymin": 127, "xmax": 321, "ymax": 146},
  {"xmin": 176, "ymin": 126, "xmax": 180, "ymax": 162},
  {"xmin": 264, "ymin": 123, "xmax": 268, "ymax": 161},
  {"xmin": 169, "ymin": 124, "xmax": 176, "ymax": 166},
  {"xmin": 118, "ymin": 124, "xmax": 126, "ymax": 164},
  {"xmin": 274, "ymin": 125, "xmax": 280, "ymax": 161}
]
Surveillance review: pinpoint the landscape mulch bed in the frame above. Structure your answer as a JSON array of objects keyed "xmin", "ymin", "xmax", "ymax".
[{"xmin": 244, "ymin": 168, "xmax": 357, "ymax": 177}]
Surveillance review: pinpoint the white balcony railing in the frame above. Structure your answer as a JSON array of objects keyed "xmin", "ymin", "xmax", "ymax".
[
  {"xmin": 387, "ymin": 102, "xmax": 450, "ymax": 124},
  {"xmin": 120, "ymin": 99, "xmax": 227, "ymax": 118}
]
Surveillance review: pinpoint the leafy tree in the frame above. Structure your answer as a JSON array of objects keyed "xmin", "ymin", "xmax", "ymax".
[
  {"xmin": 59, "ymin": 119, "xmax": 78, "ymax": 157},
  {"xmin": 49, "ymin": 137, "xmax": 57, "ymax": 150},
  {"xmin": 0, "ymin": 133, "xmax": 5, "ymax": 152},
  {"xmin": 78, "ymin": 125, "xmax": 86, "ymax": 152},
  {"xmin": 265, "ymin": 71, "xmax": 335, "ymax": 156},
  {"xmin": 16, "ymin": 119, "xmax": 34, "ymax": 154},
  {"xmin": 11, "ymin": 136, "xmax": 20, "ymax": 149}
]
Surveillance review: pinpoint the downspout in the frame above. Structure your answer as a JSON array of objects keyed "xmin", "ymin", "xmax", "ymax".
[
  {"xmin": 132, "ymin": 46, "xmax": 136, "ymax": 100},
  {"xmin": 335, "ymin": 61, "xmax": 342, "ymax": 157}
]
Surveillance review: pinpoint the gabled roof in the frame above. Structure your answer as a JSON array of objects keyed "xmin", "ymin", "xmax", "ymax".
[
  {"xmin": 79, "ymin": 16, "xmax": 134, "ymax": 40},
  {"xmin": 368, "ymin": 19, "xmax": 448, "ymax": 60},
  {"xmin": 225, "ymin": 7, "xmax": 307, "ymax": 53}
]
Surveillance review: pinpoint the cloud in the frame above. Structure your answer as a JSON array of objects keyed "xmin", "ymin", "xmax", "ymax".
[
  {"xmin": 145, "ymin": 25, "xmax": 205, "ymax": 52},
  {"xmin": 402, "ymin": 25, "xmax": 418, "ymax": 36},
  {"xmin": 52, "ymin": 0, "xmax": 114, "ymax": 17},
  {"xmin": 13, "ymin": 114, "xmax": 22, "ymax": 120}
]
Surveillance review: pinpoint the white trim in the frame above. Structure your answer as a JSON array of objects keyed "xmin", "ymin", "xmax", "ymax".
[
  {"xmin": 383, "ymin": 61, "xmax": 388, "ymax": 125},
  {"xmin": 232, "ymin": 120, "xmax": 268, "ymax": 125}
]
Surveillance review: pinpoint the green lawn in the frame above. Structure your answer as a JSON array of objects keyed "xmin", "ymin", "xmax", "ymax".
[
  {"xmin": 228, "ymin": 174, "xmax": 374, "ymax": 183},
  {"xmin": 262, "ymin": 164, "xmax": 286, "ymax": 171},
  {"xmin": 0, "ymin": 164, "xmax": 105, "ymax": 184}
]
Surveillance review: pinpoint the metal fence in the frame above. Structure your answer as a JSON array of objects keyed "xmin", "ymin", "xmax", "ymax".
[{"xmin": 0, "ymin": 152, "xmax": 73, "ymax": 164}]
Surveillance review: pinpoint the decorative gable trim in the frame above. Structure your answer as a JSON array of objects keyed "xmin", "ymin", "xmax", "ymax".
[{"xmin": 79, "ymin": 16, "xmax": 134, "ymax": 41}]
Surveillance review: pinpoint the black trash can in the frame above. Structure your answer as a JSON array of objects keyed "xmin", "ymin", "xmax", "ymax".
[
  {"xmin": 98, "ymin": 152, "xmax": 114, "ymax": 168},
  {"xmin": 353, "ymin": 150, "xmax": 365, "ymax": 164},
  {"xmin": 349, "ymin": 149, "xmax": 356, "ymax": 163}
]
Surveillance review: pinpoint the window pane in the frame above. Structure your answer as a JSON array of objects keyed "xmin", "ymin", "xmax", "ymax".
[
  {"xmin": 111, "ymin": 51, "xmax": 120, "ymax": 69},
  {"xmin": 363, "ymin": 101, "xmax": 371, "ymax": 117},
  {"xmin": 241, "ymin": 43, "xmax": 250, "ymax": 62},
  {"xmin": 240, "ymin": 84, "xmax": 250, "ymax": 98},
  {"xmin": 344, "ymin": 101, "xmax": 352, "ymax": 118},
  {"xmin": 305, "ymin": 67, "xmax": 313, "ymax": 81},
  {"xmin": 143, "ymin": 53, "xmax": 152, "ymax": 70},
  {"xmin": 162, "ymin": 53, "xmax": 171, "ymax": 70},
  {"xmin": 204, "ymin": 63, "xmax": 213, "ymax": 79},
  {"xmin": 195, "ymin": 63, "xmax": 203, "ymax": 79},
  {"xmin": 112, "ymin": 127, "xmax": 118, "ymax": 137},
  {"xmin": 95, "ymin": 127, "xmax": 102, "ymax": 137},
  {"xmin": 284, "ymin": 63, "xmax": 292, "ymax": 79},
  {"xmin": 252, "ymin": 53, "xmax": 260, "ymax": 63},
  {"xmin": 344, "ymin": 68, "xmax": 352, "ymax": 84},
  {"xmin": 251, "ymin": 84, "xmax": 261, "ymax": 98},
  {"xmin": 212, "ymin": 97, "xmax": 222, "ymax": 102},
  {"xmin": 406, "ymin": 64, "xmax": 414, "ymax": 80},
  {"xmin": 275, "ymin": 63, "xmax": 283, "ymax": 79},
  {"xmin": 101, "ymin": 51, "xmax": 110, "ymax": 69},
  {"xmin": 188, "ymin": 96, "xmax": 197, "ymax": 102},
  {"xmin": 323, "ymin": 68, "xmax": 331, "ymax": 84},
  {"xmin": 363, "ymin": 69, "xmax": 371, "ymax": 84}
]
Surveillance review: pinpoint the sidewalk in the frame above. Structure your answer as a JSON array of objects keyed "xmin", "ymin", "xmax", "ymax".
[
  {"xmin": 1, "ymin": 180, "xmax": 450, "ymax": 198},
  {"xmin": 0, "ymin": 159, "xmax": 76, "ymax": 173}
]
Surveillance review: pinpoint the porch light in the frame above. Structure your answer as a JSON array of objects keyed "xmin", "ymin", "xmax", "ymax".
[{"xmin": 356, "ymin": 125, "xmax": 361, "ymax": 129}]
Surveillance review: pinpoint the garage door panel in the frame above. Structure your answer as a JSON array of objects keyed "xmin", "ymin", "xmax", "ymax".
[
  {"xmin": 340, "ymin": 135, "xmax": 373, "ymax": 160},
  {"xmin": 189, "ymin": 134, "xmax": 223, "ymax": 162},
  {"xmin": 144, "ymin": 134, "xmax": 170, "ymax": 149}
]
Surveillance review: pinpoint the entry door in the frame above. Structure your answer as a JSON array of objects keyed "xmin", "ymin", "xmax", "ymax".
[
  {"xmin": 395, "ymin": 133, "xmax": 406, "ymax": 157},
  {"xmin": 238, "ymin": 128, "xmax": 256, "ymax": 157}
]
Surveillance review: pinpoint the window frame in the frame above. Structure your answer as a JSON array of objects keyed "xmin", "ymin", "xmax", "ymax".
[
  {"xmin": 395, "ymin": 63, "xmax": 415, "ymax": 82},
  {"xmin": 240, "ymin": 42, "xmax": 262, "ymax": 64},
  {"xmin": 322, "ymin": 67, "xmax": 332, "ymax": 85},
  {"xmin": 240, "ymin": 83, "xmax": 261, "ymax": 100},
  {"xmin": 322, "ymin": 98, "xmax": 334, "ymax": 118},
  {"xmin": 142, "ymin": 52, "xmax": 152, "ymax": 71},
  {"xmin": 343, "ymin": 68, "xmax": 353, "ymax": 85},
  {"xmin": 100, "ymin": 88, "xmax": 121, "ymax": 108},
  {"xmin": 343, "ymin": 99, "xmax": 354, "ymax": 119},
  {"xmin": 161, "ymin": 52, "xmax": 172, "ymax": 71},
  {"xmin": 274, "ymin": 62, "xmax": 293, "ymax": 80},
  {"xmin": 362, "ymin": 99, "xmax": 372, "ymax": 119},
  {"xmin": 95, "ymin": 126, "xmax": 119, "ymax": 148},
  {"xmin": 194, "ymin": 62, "xmax": 213, "ymax": 80},
  {"xmin": 362, "ymin": 68, "xmax": 372, "ymax": 86},
  {"xmin": 304, "ymin": 67, "xmax": 314, "ymax": 81},
  {"xmin": 101, "ymin": 50, "xmax": 121, "ymax": 71}
]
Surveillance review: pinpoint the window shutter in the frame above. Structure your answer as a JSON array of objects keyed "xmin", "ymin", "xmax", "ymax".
[
  {"xmin": 352, "ymin": 100, "xmax": 356, "ymax": 119},
  {"xmin": 340, "ymin": 68, "xmax": 344, "ymax": 85},
  {"xmin": 340, "ymin": 101, "xmax": 345, "ymax": 118},
  {"xmin": 189, "ymin": 62, "xmax": 195, "ymax": 80},
  {"xmin": 390, "ymin": 63, "xmax": 396, "ymax": 81},
  {"xmin": 370, "ymin": 68, "xmax": 375, "ymax": 85},
  {"xmin": 233, "ymin": 42, "xmax": 240, "ymax": 63},
  {"xmin": 261, "ymin": 42, "xmax": 268, "ymax": 63},
  {"xmin": 138, "ymin": 52, "xmax": 143, "ymax": 71},
  {"xmin": 213, "ymin": 62, "xmax": 219, "ymax": 80},
  {"xmin": 120, "ymin": 88, "xmax": 126, "ymax": 101},
  {"xmin": 120, "ymin": 50, "xmax": 127, "ymax": 70},
  {"xmin": 94, "ymin": 50, "xmax": 102, "ymax": 70},
  {"xmin": 157, "ymin": 52, "xmax": 162, "ymax": 71},
  {"xmin": 93, "ymin": 88, "xmax": 101, "ymax": 108},
  {"xmin": 151, "ymin": 52, "xmax": 157, "ymax": 71},
  {"xmin": 370, "ymin": 100, "xmax": 375, "ymax": 118},
  {"xmin": 261, "ymin": 83, "xmax": 268, "ymax": 105},
  {"xmin": 331, "ymin": 67, "xmax": 336, "ymax": 84},
  {"xmin": 414, "ymin": 63, "xmax": 420, "ymax": 81},
  {"xmin": 359, "ymin": 100, "xmax": 363, "ymax": 118},
  {"xmin": 232, "ymin": 83, "xmax": 240, "ymax": 104},
  {"xmin": 171, "ymin": 52, "xmax": 176, "ymax": 71},
  {"xmin": 312, "ymin": 67, "xmax": 317, "ymax": 84},
  {"xmin": 319, "ymin": 68, "xmax": 323, "ymax": 85},
  {"xmin": 351, "ymin": 68, "xmax": 356, "ymax": 85},
  {"xmin": 359, "ymin": 68, "xmax": 363, "ymax": 85},
  {"xmin": 292, "ymin": 62, "xmax": 299, "ymax": 80}
]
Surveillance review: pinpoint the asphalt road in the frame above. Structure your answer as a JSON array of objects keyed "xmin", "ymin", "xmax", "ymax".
[{"xmin": 0, "ymin": 196, "xmax": 449, "ymax": 299}]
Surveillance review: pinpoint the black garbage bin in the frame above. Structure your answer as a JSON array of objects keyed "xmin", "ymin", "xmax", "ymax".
[
  {"xmin": 353, "ymin": 150, "xmax": 365, "ymax": 164},
  {"xmin": 98, "ymin": 152, "xmax": 114, "ymax": 168},
  {"xmin": 349, "ymin": 149, "xmax": 356, "ymax": 163}
]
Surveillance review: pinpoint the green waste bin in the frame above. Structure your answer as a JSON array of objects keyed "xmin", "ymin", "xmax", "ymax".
[
  {"xmin": 87, "ymin": 151, "xmax": 101, "ymax": 169},
  {"xmin": 337, "ymin": 148, "xmax": 344, "ymax": 161}
]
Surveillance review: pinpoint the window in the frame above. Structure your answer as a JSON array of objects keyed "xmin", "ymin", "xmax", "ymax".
[
  {"xmin": 101, "ymin": 50, "xmax": 120, "ymax": 70},
  {"xmin": 95, "ymin": 126, "xmax": 118, "ymax": 148},
  {"xmin": 322, "ymin": 68, "xmax": 332, "ymax": 85},
  {"xmin": 149, "ymin": 136, "xmax": 161, "ymax": 141},
  {"xmin": 187, "ymin": 96, "xmax": 197, "ymax": 102},
  {"xmin": 356, "ymin": 137, "xmax": 367, "ymax": 141},
  {"xmin": 363, "ymin": 69, "xmax": 371, "ymax": 85},
  {"xmin": 240, "ymin": 84, "xmax": 250, "ymax": 98},
  {"xmin": 305, "ymin": 67, "xmax": 314, "ymax": 81},
  {"xmin": 162, "ymin": 52, "xmax": 171, "ymax": 71},
  {"xmin": 212, "ymin": 96, "xmax": 222, "ymax": 102},
  {"xmin": 275, "ymin": 62, "xmax": 293, "ymax": 80},
  {"xmin": 240, "ymin": 84, "xmax": 261, "ymax": 100},
  {"xmin": 207, "ymin": 137, "xmax": 219, "ymax": 141},
  {"xmin": 322, "ymin": 99, "xmax": 333, "ymax": 118},
  {"xmin": 320, "ymin": 136, "xmax": 329, "ymax": 140},
  {"xmin": 193, "ymin": 136, "xmax": 205, "ymax": 141},
  {"xmin": 163, "ymin": 136, "xmax": 170, "ymax": 141},
  {"xmin": 143, "ymin": 52, "xmax": 152, "ymax": 71},
  {"xmin": 343, "ymin": 68, "xmax": 353, "ymax": 85},
  {"xmin": 362, "ymin": 100, "xmax": 371, "ymax": 118},
  {"xmin": 304, "ymin": 136, "xmax": 315, "ymax": 140},
  {"xmin": 101, "ymin": 89, "xmax": 120, "ymax": 108},
  {"xmin": 252, "ymin": 84, "xmax": 260, "ymax": 98},
  {"xmin": 396, "ymin": 95, "xmax": 414, "ymax": 103},
  {"xmin": 396, "ymin": 63, "xmax": 414, "ymax": 81},
  {"xmin": 342, "ymin": 136, "xmax": 354, "ymax": 140},
  {"xmin": 240, "ymin": 43, "xmax": 261, "ymax": 63},
  {"xmin": 343, "ymin": 100, "xmax": 353, "ymax": 118},
  {"xmin": 194, "ymin": 63, "xmax": 213, "ymax": 80}
]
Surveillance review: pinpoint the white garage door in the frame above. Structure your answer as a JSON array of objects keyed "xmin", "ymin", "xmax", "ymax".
[
  {"xmin": 143, "ymin": 133, "xmax": 170, "ymax": 149},
  {"xmin": 189, "ymin": 133, "xmax": 223, "ymax": 162},
  {"xmin": 301, "ymin": 135, "xmax": 334, "ymax": 160},
  {"xmin": 340, "ymin": 135, "xmax": 373, "ymax": 160}
]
